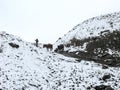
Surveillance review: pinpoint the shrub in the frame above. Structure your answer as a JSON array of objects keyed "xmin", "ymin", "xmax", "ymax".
[{"xmin": 70, "ymin": 37, "xmax": 81, "ymax": 46}]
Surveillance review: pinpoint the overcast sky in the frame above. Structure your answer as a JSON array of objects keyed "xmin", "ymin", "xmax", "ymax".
[{"xmin": 0, "ymin": 0, "xmax": 120, "ymax": 43}]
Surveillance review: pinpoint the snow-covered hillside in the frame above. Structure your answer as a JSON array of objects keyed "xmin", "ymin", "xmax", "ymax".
[
  {"xmin": 54, "ymin": 12, "xmax": 120, "ymax": 51},
  {"xmin": 54, "ymin": 12, "xmax": 120, "ymax": 66},
  {"xmin": 55, "ymin": 11, "xmax": 120, "ymax": 47},
  {"xmin": 0, "ymin": 31, "xmax": 120, "ymax": 90}
]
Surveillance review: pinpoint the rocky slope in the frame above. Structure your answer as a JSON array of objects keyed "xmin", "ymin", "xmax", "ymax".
[
  {"xmin": 54, "ymin": 12, "xmax": 120, "ymax": 67},
  {"xmin": 0, "ymin": 31, "xmax": 120, "ymax": 90}
]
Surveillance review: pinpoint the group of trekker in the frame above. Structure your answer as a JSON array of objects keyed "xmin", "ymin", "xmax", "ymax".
[{"xmin": 35, "ymin": 39, "xmax": 64, "ymax": 52}]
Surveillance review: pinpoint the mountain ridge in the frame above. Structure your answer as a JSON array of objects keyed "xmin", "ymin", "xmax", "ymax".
[
  {"xmin": 54, "ymin": 11, "xmax": 120, "ymax": 67},
  {"xmin": 55, "ymin": 11, "xmax": 120, "ymax": 45}
]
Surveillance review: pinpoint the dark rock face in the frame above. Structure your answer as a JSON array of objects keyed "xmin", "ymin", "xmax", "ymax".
[
  {"xmin": 56, "ymin": 30, "xmax": 120, "ymax": 67},
  {"xmin": 9, "ymin": 43, "xmax": 19, "ymax": 48},
  {"xmin": 86, "ymin": 30, "xmax": 120, "ymax": 59}
]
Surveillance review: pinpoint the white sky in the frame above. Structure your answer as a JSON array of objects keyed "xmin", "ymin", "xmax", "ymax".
[{"xmin": 0, "ymin": 0, "xmax": 120, "ymax": 43}]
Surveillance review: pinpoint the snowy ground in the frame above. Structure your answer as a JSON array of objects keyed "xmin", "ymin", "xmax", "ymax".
[{"xmin": 0, "ymin": 32, "xmax": 120, "ymax": 90}]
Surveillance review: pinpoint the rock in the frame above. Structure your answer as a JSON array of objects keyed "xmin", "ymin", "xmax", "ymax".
[
  {"xmin": 94, "ymin": 85, "xmax": 107, "ymax": 90},
  {"xmin": 94, "ymin": 85, "xmax": 114, "ymax": 90},
  {"xmin": 87, "ymin": 86, "xmax": 91, "ymax": 90},
  {"xmin": 102, "ymin": 74, "xmax": 111, "ymax": 81},
  {"xmin": 9, "ymin": 43, "xmax": 19, "ymax": 48},
  {"xmin": 102, "ymin": 65, "xmax": 109, "ymax": 69}
]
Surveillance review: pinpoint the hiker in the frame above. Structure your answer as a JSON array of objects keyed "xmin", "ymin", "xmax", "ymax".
[{"xmin": 35, "ymin": 39, "xmax": 39, "ymax": 47}]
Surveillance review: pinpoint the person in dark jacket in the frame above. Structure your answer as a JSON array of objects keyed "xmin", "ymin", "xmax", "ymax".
[{"xmin": 35, "ymin": 39, "xmax": 39, "ymax": 47}]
